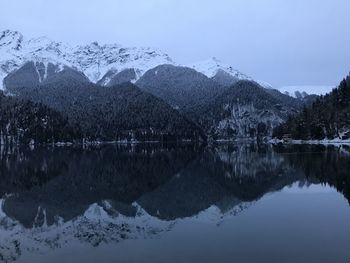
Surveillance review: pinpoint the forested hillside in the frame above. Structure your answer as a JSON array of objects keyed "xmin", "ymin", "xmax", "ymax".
[
  {"xmin": 10, "ymin": 78, "xmax": 204, "ymax": 142},
  {"xmin": 192, "ymin": 80, "xmax": 301, "ymax": 140},
  {"xmin": 136, "ymin": 64, "xmax": 224, "ymax": 113},
  {"xmin": 273, "ymin": 74, "xmax": 350, "ymax": 140},
  {"xmin": 0, "ymin": 91, "xmax": 81, "ymax": 145}
]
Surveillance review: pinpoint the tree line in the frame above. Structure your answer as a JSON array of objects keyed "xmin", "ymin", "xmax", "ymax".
[{"xmin": 273, "ymin": 74, "xmax": 350, "ymax": 140}]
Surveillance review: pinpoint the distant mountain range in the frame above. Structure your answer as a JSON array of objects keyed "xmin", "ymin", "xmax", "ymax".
[
  {"xmin": 1, "ymin": 29, "xmax": 338, "ymax": 144},
  {"xmin": 0, "ymin": 30, "xmax": 173, "ymax": 87},
  {"xmin": 0, "ymin": 30, "xmax": 257, "ymax": 89},
  {"xmin": 279, "ymin": 85, "xmax": 334, "ymax": 98}
]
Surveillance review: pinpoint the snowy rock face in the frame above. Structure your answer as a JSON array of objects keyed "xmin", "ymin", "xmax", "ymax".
[
  {"xmin": 97, "ymin": 68, "xmax": 137, "ymax": 87},
  {"xmin": 189, "ymin": 57, "xmax": 274, "ymax": 89},
  {"xmin": 0, "ymin": 30, "xmax": 174, "ymax": 89},
  {"xmin": 195, "ymin": 80, "xmax": 300, "ymax": 139},
  {"xmin": 0, "ymin": 30, "xmax": 273, "ymax": 92},
  {"xmin": 189, "ymin": 57, "xmax": 251, "ymax": 80},
  {"xmin": 215, "ymin": 103, "xmax": 285, "ymax": 139}
]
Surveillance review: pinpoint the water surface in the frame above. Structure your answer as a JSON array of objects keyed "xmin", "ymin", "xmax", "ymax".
[{"xmin": 0, "ymin": 144, "xmax": 350, "ymax": 263}]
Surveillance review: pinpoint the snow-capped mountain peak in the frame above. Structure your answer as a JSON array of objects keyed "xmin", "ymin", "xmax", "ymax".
[
  {"xmin": 71, "ymin": 42, "xmax": 175, "ymax": 82},
  {"xmin": 0, "ymin": 29, "xmax": 175, "ymax": 88},
  {"xmin": 188, "ymin": 57, "xmax": 275, "ymax": 89},
  {"xmin": 189, "ymin": 57, "xmax": 251, "ymax": 80},
  {"xmin": 0, "ymin": 30, "xmax": 272, "ymax": 90}
]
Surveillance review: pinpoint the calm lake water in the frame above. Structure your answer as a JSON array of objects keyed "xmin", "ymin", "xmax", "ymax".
[{"xmin": 0, "ymin": 144, "xmax": 350, "ymax": 263}]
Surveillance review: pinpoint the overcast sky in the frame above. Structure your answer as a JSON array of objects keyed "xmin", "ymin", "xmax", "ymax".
[{"xmin": 1, "ymin": 0, "xmax": 349, "ymax": 87}]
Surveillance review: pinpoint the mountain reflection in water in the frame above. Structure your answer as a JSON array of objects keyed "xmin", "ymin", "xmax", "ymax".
[{"xmin": 0, "ymin": 143, "xmax": 350, "ymax": 262}]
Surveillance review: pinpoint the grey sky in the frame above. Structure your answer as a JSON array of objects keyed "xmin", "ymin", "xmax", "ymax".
[{"xmin": 1, "ymin": 0, "xmax": 349, "ymax": 87}]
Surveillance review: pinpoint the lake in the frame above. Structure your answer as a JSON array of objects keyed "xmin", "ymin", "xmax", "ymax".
[{"xmin": 0, "ymin": 143, "xmax": 350, "ymax": 263}]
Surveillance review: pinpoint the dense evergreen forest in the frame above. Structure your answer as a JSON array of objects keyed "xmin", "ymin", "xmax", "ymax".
[
  {"xmin": 0, "ymin": 91, "xmax": 82, "ymax": 145},
  {"xmin": 193, "ymin": 80, "xmax": 302, "ymax": 140},
  {"xmin": 273, "ymin": 74, "xmax": 350, "ymax": 140},
  {"xmin": 3, "ymin": 55, "xmax": 348, "ymax": 145},
  {"xmin": 9, "ymin": 76, "xmax": 205, "ymax": 143}
]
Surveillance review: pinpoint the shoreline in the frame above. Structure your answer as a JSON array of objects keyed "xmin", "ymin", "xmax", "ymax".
[
  {"xmin": 2, "ymin": 138, "xmax": 350, "ymax": 148},
  {"xmin": 269, "ymin": 139, "xmax": 350, "ymax": 146}
]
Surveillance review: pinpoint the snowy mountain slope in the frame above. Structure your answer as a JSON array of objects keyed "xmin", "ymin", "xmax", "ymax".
[
  {"xmin": 1, "ymin": 30, "xmax": 275, "ymax": 92},
  {"xmin": 189, "ymin": 57, "xmax": 251, "ymax": 80},
  {"xmin": 97, "ymin": 68, "xmax": 138, "ymax": 86},
  {"xmin": 0, "ymin": 30, "xmax": 174, "ymax": 89},
  {"xmin": 189, "ymin": 57, "xmax": 274, "ymax": 89},
  {"xmin": 257, "ymin": 80, "xmax": 274, "ymax": 89},
  {"xmin": 69, "ymin": 42, "xmax": 174, "ymax": 83}
]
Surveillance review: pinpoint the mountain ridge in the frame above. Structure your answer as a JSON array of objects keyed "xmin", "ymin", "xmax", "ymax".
[
  {"xmin": 0, "ymin": 30, "xmax": 257, "ymax": 90},
  {"xmin": 8, "ymin": 75, "xmax": 205, "ymax": 142},
  {"xmin": 0, "ymin": 29, "xmax": 174, "ymax": 88}
]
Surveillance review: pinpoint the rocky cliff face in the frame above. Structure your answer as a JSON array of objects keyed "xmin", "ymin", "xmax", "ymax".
[{"xmin": 195, "ymin": 80, "xmax": 301, "ymax": 140}]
